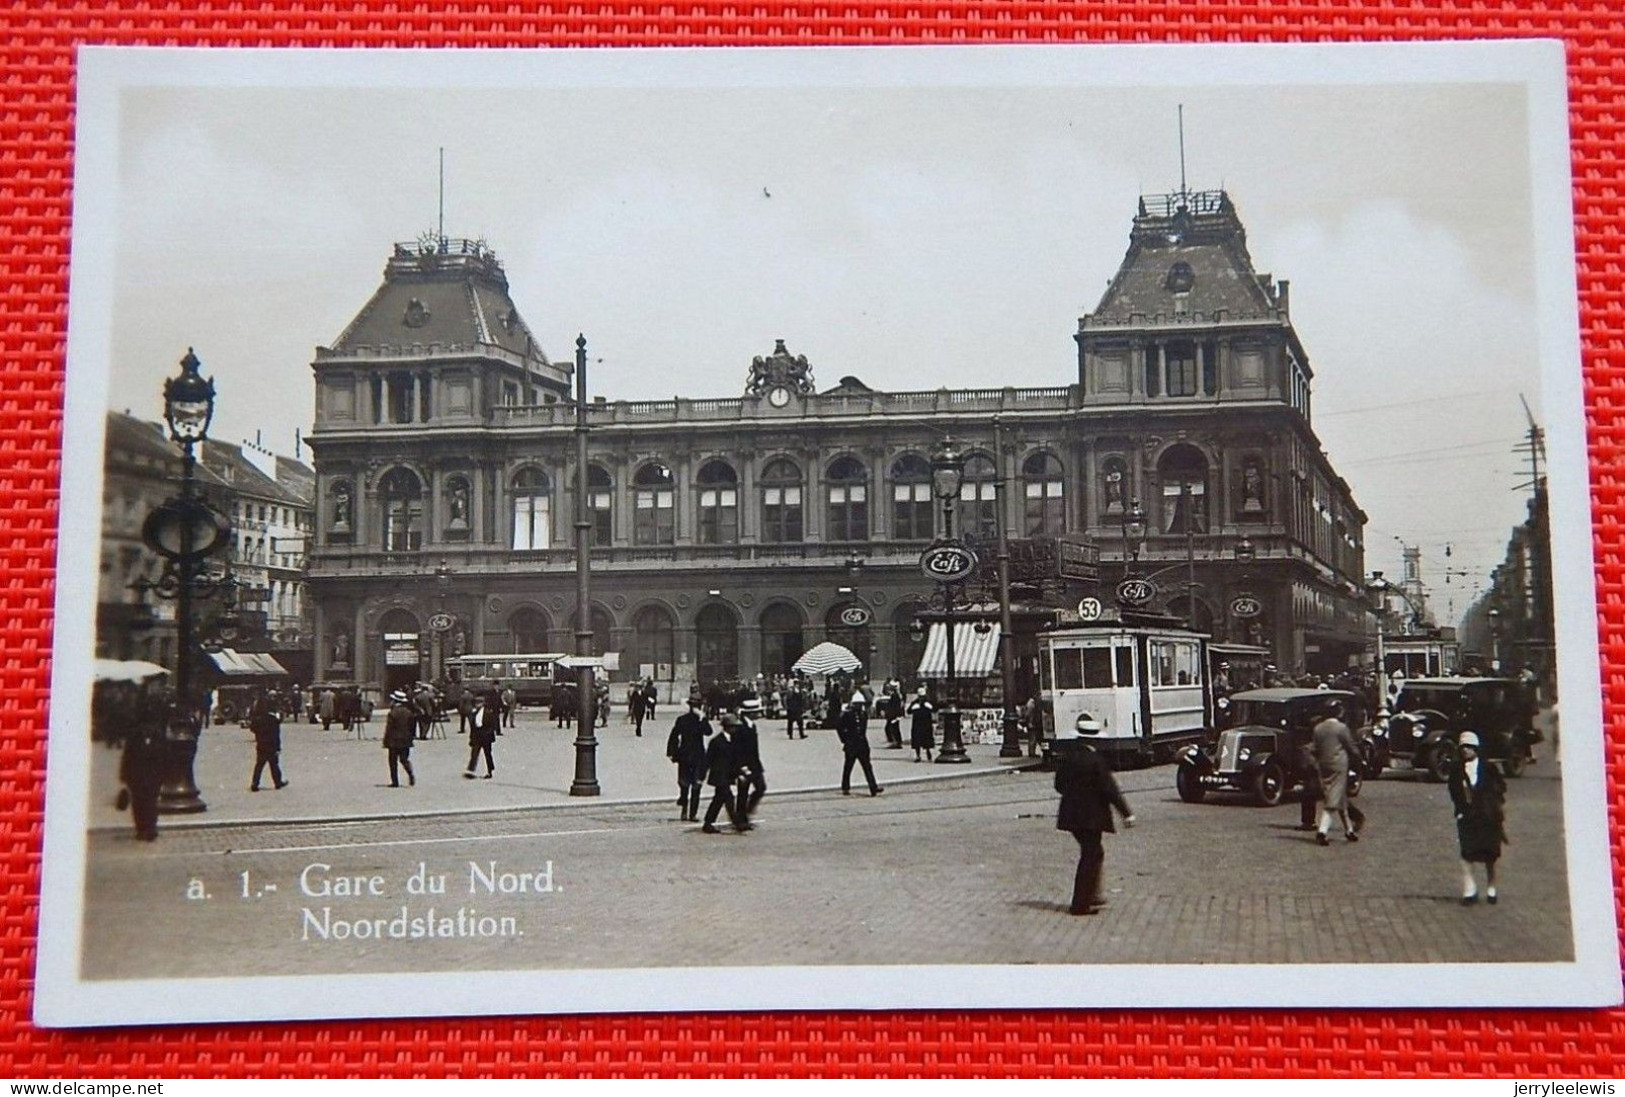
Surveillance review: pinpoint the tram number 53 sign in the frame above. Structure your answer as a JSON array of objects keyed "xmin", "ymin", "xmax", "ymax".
[{"xmin": 919, "ymin": 543, "xmax": 977, "ymax": 582}]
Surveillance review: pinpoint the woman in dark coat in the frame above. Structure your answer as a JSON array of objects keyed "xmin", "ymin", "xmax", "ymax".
[
  {"xmin": 1054, "ymin": 729, "xmax": 1135, "ymax": 915},
  {"xmin": 465, "ymin": 687, "xmax": 500, "ymax": 779},
  {"xmin": 905, "ymin": 687, "xmax": 935, "ymax": 762},
  {"xmin": 1448, "ymin": 730, "xmax": 1507, "ymax": 904}
]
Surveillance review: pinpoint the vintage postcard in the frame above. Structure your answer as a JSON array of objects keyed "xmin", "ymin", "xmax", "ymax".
[{"xmin": 35, "ymin": 42, "xmax": 1618, "ymax": 1026}]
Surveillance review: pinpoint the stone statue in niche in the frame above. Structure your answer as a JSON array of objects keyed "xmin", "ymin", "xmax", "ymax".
[
  {"xmin": 1102, "ymin": 460, "xmax": 1128, "ymax": 515},
  {"xmin": 1240, "ymin": 459, "xmax": 1266, "ymax": 514},
  {"xmin": 331, "ymin": 483, "xmax": 352, "ymax": 529},
  {"xmin": 331, "ymin": 629, "xmax": 352, "ymax": 669},
  {"xmin": 448, "ymin": 481, "xmax": 469, "ymax": 527}
]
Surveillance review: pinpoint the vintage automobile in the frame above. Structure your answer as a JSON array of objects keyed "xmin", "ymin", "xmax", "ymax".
[
  {"xmin": 1175, "ymin": 688, "xmax": 1369, "ymax": 806},
  {"xmin": 1382, "ymin": 676, "xmax": 1538, "ymax": 781}
]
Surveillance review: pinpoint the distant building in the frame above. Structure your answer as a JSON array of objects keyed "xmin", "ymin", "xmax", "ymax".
[
  {"xmin": 97, "ymin": 411, "xmax": 314, "ymax": 678},
  {"xmin": 305, "ymin": 189, "xmax": 1372, "ymax": 697}
]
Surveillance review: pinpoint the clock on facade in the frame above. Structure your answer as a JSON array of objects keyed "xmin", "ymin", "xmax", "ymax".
[{"xmin": 767, "ymin": 385, "xmax": 792, "ymax": 407}]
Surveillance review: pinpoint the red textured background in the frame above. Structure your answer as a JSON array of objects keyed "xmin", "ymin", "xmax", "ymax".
[{"xmin": 2, "ymin": 1, "xmax": 1621, "ymax": 1079}]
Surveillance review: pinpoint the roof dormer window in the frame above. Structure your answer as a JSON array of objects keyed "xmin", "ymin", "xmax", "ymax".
[
  {"xmin": 1165, "ymin": 261, "xmax": 1195, "ymax": 293},
  {"xmin": 403, "ymin": 298, "xmax": 430, "ymax": 328}
]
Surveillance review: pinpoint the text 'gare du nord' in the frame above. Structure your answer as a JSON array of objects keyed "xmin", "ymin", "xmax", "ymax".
[{"xmin": 290, "ymin": 187, "xmax": 1368, "ymax": 705}]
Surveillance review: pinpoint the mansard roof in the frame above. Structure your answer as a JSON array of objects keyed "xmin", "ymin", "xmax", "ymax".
[
  {"xmin": 325, "ymin": 237, "xmax": 550, "ymax": 367},
  {"xmin": 1086, "ymin": 190, "xmax": 1283, "ymax": 325}
]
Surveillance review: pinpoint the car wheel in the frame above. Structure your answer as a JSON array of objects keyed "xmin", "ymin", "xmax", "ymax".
[
  {"xmin": 1176, "ymin": 765, "xmax": 1205, "ymax": 804},
  {"xmin": 1426, "ymin": 742, "xmax": 1457, "ymax": 783},
  {"xmin": 1252, "ymin": 761, "xmax": 1286, "ymax": 807}
]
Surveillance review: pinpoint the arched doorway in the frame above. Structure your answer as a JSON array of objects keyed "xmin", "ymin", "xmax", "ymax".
[
  {"xmin": 377, "ymin": 608, "xmax": 422, "ymax": 694},
  {"xmin": 760, "ymin": 602, "xmax": 805, "ymax": 678},
  {"xmin": 1166, "ymin": 594, "xmax": 1216, "ymax": 636},
  {"xmin": 825, "ymin": 602, "xmax": 874, "ymax": 677},
  {"xmin": 695, "ymin": 603, "xmax": 739, "ymax": 686},
  {"xmin": 508, "ymin": 606, "xmax": 551, "ymax": 653},
  {"xmin": 631, "ymin": 604, "xmax": 677, "ymax": 685},
  {"xmin": 566, "ymin": 604, "xmax": 614, "ymax": 656},
  {"xmin": 892, "ymin": 601, "xmax": 927, "ymax": 684},
  {"xmin": 1158, "ymin": 443, "xmax": 1210, "ymax": 534}
]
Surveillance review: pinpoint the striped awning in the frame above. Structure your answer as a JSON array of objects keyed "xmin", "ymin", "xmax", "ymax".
[{"xmin": 915, "ymin": 622, "xmax": 1002, "ymax": 679}]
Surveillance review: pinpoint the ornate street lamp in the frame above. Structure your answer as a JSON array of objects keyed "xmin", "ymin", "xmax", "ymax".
[
  {"xmin": 929, "ymin": 438, "xmax": 970, "ymax": 764},
  {"xmin": 1487, "ymin": 606, "xmax": 1503, "ymax": 672},
  {"xmin": 991, "ymin": 417, "xmax": 1022, "ymax": 759},
  {"xmin": 153, "ymin": 348, "xmax": 220, "ymax": 814},
  {"xmin": 1121, "ymin": 497, "xmax": 1147, "ymax": 575},
  {"xmin": 570, "ymin": 335, "xmax": 600, "ymax": 796}
]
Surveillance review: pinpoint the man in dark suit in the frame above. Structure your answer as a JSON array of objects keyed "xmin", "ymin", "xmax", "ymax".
[
  {"xmin": 1054, "ymin": 718, "xmax": 1135, "ymax": 915},
  {"xmin": 837, "ymin": 696, "xmax": 884, "ymax": 797},
  {"xmin": 734, "ymin": 697, "xmax": 767, "ymax": 828},
  {"xmin": 248, "ymin": 693, "xmax": 289, "ymax": 792},
  {"xmin": 701, "ymin": 714, "xmax": 744, "ymax": 833},
  {"xmin": 666, "ymin": 694, "xmax": 711, "ymax": 822}
]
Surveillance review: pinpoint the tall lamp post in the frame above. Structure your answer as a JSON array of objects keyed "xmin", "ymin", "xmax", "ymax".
[
  {"xmin": 930, "ymin": 438, "xmax": 970, "ymax": 764},
  {"xmin": 992, "ymin": 417, "xmax": 1023, "ymax": 759},
  {"xmin": 155, "ymin": 349, "xmax": 220, "ymax": 813},
  {"xmin": 1487, "ymin": 607, "xmax": 1502, "ymax": 673},
  {"xmin": 570, "ymin": 334, "xmax": 600, "ymax": 796},
  {"xmin": 1120, "ymin": 497, "xmax": 1147, "ymax": 578}
]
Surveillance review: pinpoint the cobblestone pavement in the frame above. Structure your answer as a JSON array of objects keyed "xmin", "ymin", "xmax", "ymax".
[
  {"xmin": 87, "ymin": 709, "xmax": 1027, "ymax": 829},
  {"xmin": 80, "ymin": 741, "xmax": 1572, "ymax": 979}
]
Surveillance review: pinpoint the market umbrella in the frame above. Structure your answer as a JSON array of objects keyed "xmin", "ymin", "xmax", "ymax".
[{"xmin": 792, "ymin": 641, "xmax": 863, "ymax": 676}]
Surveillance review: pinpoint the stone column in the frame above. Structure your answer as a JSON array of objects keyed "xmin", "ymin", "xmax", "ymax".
[
  {"xmin": 739, "ymin": 452, "xmax": 758, "ymax": 544},
  {"xmin": 674, "ymin": 451, "xmax": 694, "ymax": 546},
  {"xmin": 804, "ymin": 450, "xmax": 823, "ymax": 543}
]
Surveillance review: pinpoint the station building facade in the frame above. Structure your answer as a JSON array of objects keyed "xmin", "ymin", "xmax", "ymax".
[{"xmin": 305, "ymin": 191, "xmax": 1371, "ymax": 696}]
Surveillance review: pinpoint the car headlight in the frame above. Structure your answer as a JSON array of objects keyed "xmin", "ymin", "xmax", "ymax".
[
  {"xmin": 1075, "ymin": 713, "xmax": 1101, "ymax": 734},
  {"xmin": 1238, "ymin": 748, "xmax": 1252, "ymax": 762}
]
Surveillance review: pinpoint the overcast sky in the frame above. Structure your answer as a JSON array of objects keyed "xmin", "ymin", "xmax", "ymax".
[{"xmin": 98, "ymin": 53, "xmax": 1558, "ymax": 627}]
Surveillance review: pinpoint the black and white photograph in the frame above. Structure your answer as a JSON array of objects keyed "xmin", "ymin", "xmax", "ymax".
[{"xmin": 36, "ymin": 42, "xmax": 1619, "ymax": 1026}]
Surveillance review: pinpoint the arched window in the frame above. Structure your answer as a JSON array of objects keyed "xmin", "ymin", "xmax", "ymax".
[
  {"xmin": 1158, "ymin": 443, "xmax": 1210, "ymax": 534},
  {"xmin": 891, "ymin": 454, "xmax": 933, "ymax": 541},
  {"xmin": 695, "ymin": 604, "xmax": 739, "ymax": 684},
  {"xmin": 1100, "ymin": 456, "xmax": 1130, "ymax": 517},
  {"xmin": 377, "ymin": 608, "xmax": 421, "ymax": 693},
  {"xmin": 444, "ymin": 474, "xmax": 471, "ymax": 536},
  {"xmin": 760, "ymin": 602, "xmax": 805, "ymax": 678},
  {"xmin": 1021, "ymin": 452, "xmax": 1065, "ymax": 537},
  {"xmin": 511, "ymin": 467, "xmax": 550, "ymax": 551},
  {"xmin": 587, "ymin": 465, "xmax": 613, "ymax": 547},
  {"xmin": 760, "ymin": 459, "xmax": 803, "ymax": 543},
  {"xmin": 960, "ymin": 453, "xmax": 998, "ymax": 540},
  {"xmin": 379, "ymin": 468, "xmax": 424, "ymax": 552},
  {"xmin": 695, "ymin": 460, "xmax": 738, "ymax": 545},
  {"xmin": 826, "ymin": 455, "xmax": 869, "ymax": 542},
  {"xmin": 631, "ymin": 604, "xmax": 677, "ymax": 680},
  {"xmin": 508, "ymin": 606, "xmax": 551, "ymax": 653},
  {"xmin": 633, "ymin": 462, "xmax": 676, "ymax": 546}
]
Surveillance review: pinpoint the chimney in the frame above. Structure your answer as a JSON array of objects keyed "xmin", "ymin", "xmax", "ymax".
[{"xmin": 1277, "ymin": 279, "xmax": 1290, "ymax": 316}]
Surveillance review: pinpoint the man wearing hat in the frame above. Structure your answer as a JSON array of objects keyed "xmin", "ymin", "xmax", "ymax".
[
  {"xmin": 1053, "ymin": 715, "xmax": 1135, "ymax": 914},
  {"xmin": 734, "ymin": 697, "xmax": 767, "ymax": 827},
  {"xmin": 666, "ymin": 693, "xmax": 712, "ymax": 822},
  {"xmin": 383, "ymin": 689, "xmax": 418, "ymax": 788},
  {"xmin": 701, "ymin": 714, "xmax": 745, "ymax": 833},
  {"xmin": 837, "ymin": 695, "xmax": 884, "ymax": 797}
]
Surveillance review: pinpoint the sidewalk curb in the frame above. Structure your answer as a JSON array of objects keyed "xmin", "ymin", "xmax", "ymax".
[{"xmin": 92, "ymin": 757, "xmax": 1046, "ymax": 833}]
